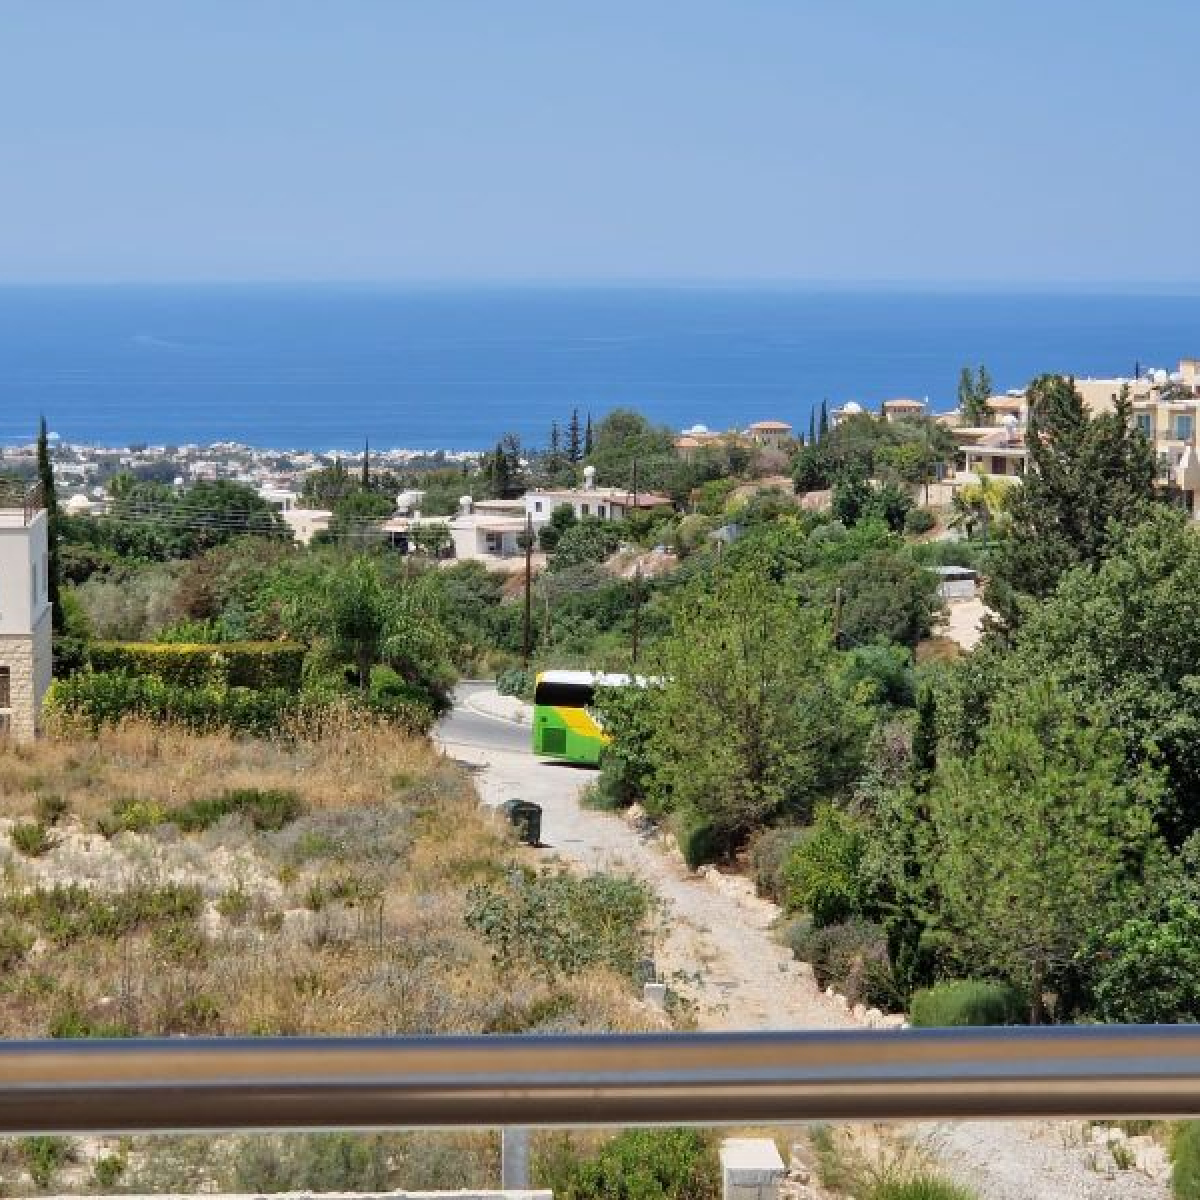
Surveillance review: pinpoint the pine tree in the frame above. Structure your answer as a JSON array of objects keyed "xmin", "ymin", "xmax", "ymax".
[
  {"xmin": 36, "ymin": 417, "xmax": 62, "ymax": 632},
  {"xmin": 976, "ymin": 364, "xmax": 993, "ymax": 410},
  {"xmin": 567, "ymin": 409, "xmax": 583, "ymax": 463},
  {"xmin": 818, "ymin": 400, "xmax": 829, "ymax": 442},
  {"xmin": 584, "ymin": 413, "xmax": 594, "ymax": 457}
]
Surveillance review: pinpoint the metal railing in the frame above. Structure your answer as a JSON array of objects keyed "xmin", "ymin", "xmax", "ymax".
[
  {"xmin": 2, "ymin": 1027, "xmax": 1200, "ymax": 1135},
  {"xmin": 0, "ymin": 478, "xmax": 45, "ymax": 525}
]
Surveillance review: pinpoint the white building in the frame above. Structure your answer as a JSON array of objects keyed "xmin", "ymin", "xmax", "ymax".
[
  {"xmin": 448, "ymin": 497, "xmax": 529, "ymax": 560},
  {"xmin": 0, "ymin": 483, "xmax": 53, "ymax": 743},
  {"xmin": 524, "ymin": 466, "xmax": 671, "ymax": 524}
]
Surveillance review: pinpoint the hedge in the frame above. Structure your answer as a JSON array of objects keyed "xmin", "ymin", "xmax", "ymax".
[
  {"xmin": 909, "ymin": 979, "xmax": 1025, "ymax": 1028},
  {"xmin": 44, "ymin": 672, "xmax": 435, "ymax": 738},
  {"xmin": 88, "ymin": 641, "xmax": 305, "ymax": 691},
  {"xmin": 1173, "ymin": 1121, "xmax": 1200, "ymax": 1199}
]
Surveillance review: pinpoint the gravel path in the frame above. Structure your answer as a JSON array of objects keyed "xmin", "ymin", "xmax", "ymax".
[{"xmin": 437, "ymin": 699, "xmax": 1171, "ymax": 1200}]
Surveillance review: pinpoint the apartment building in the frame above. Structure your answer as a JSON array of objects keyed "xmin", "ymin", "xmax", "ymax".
[
  {"xmin": 950, "ymin": 360, "xmax": 1200, "ymax": 516},
  {"xmin": 0, "ymin": 482, "xmax": 53, "ymax": 743}
]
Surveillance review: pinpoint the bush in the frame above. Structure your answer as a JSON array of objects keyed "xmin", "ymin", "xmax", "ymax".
[
  {"xmin": 909, "ymin": 980, "xmax": 1025, "ymax": 1027},
  {"xmin": 0, "ymin": 920, "xmax": 33, "ymax": 970},
  {"xmin": 35, "ymin": 793, "xmax": 68, "ymax": 826},
  {"xmin": 173, "ymin": 788, "xmax": 303, "ymax": 833},
  {"xmin": 673, "ymin": 809, "xmax": 721, "ymax": 869},
  {"xmin": 98, "ymin": 797, "xmax": 168, "ymax": 836},
  {"xmin": 746, "ymin": 826, "xmax": 806, "ymax": 906},
  {"xmin": 89, "ymin": 640, "xmax": 305, "ymax": 690},
  {"xmin": 10, "ymin": 822, "xmax": 56, "ymax": 858},
  {"xmin": 537, "ymin": 1129, "xmax": 718, "ymax": 1200},
  {"xmin": 904, "ymin": 507, "xmax": 936, "ymax": 535},
  {"xmin": 7, "ymin": 883, "xmax": 203, "ymax": 946},
  {"xmin": 466, "ymin": 869, "xmax": 651, "ymax": 978},
  {"xmin": 20, "ymin": 1135, "xmax": 74, "ymax": 1189},
  {"xmin": 496, "ymin": 667, "xmax": 532, "ymax": 698},
  {"xmin": 1173, "ymin": 1121, "xmax": 1200, "ymax": 1199},
  {"xmin": 787, "ymin": 919, "xmax": 898, "ymax": 1010},
  {"xmin": 782, "ymin": 806, "xmax": 866, "ymax": 926},
  {"xmin": 1088, "ymin": 897, "xmax": 1200, "ymax": 1024}
]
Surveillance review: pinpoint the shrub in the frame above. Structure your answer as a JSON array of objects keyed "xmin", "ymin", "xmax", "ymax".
[
  {"xmin": 20, "ymin": 1135, "xmax": 74, "ymax": 1189},
  {"xmin": 466, "ymin": 869, "xmax": 651, "ymax": 978},
  {"xmin": 746, "ymin": 826, "xmax": 806, "ymax": 906},
  {"xmin": 35, "ymin": 793, "xmax": 68, "ymax": 826},
  {"xmin": 174, "ymin": 787, "xmax": 303, "ymax": 833},
  {"xmin": 10, "ymin": 821, "xmax": 55, "ymax": 858},
  {"xmin": 537, "ymin": 1129, "xmax": 718, "ymax": 1200},
  {"xmin": 89, "ymin": 640, "xmax": 305, "ymax": 690},
  {"xmin": 904, "ymin": 507, "xmax": 937, "ymax": 535},
  {"xmin": 496, "ymin": 667, "xmax": 532, "ymax": 698},
  {"xmin": 673, "ymin": 809, "xmax": 721, "ymax": 869},
  {"xmin": 1088, "ymin": 897, "xmax": 1200, "ymax": 1024},
  {"xmin": 0, "ymin": 920, "xmax": 33, "ymax": 970},
  {"xmin": 98, "ymin": 797, "xmax": 167, "ymax": 836},
  {"xmin": 787, "ymin": 919, "xmax": 898, "ymax": 1009},
  {"xmin": 93, "ymin": 1151, "xmax": 127, "ymax": 1191},
  {"xmin": 782, "ymin": 805, "xmax": 866, "ymax": 926},
  {"xmin": 909, "ymin": 980, "xmax": 1025, "ymax": 1027},
  {"xmin": 1173, "ymin": 1121, "xmax": 1200, "ymax": 1199},
  {"xmin": 7, "ymin": 883, "xmax": 203, "ymax": 946}
]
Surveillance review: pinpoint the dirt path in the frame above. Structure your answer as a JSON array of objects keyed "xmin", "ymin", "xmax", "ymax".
[{"xmin": 438, "ymin": 714, "xmax": 1171, "ymax": 1200}]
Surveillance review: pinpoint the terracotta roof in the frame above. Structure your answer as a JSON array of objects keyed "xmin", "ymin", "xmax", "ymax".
[{"xmin": 747, "ymin": 420, "xmax": 792, "ymax": 431}]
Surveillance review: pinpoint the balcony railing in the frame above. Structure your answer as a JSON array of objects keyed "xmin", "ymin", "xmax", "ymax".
[
  {"xmin": 2, "ymin": 1027, "xmax": 1200, "ymax": 1134},
  {"xmin": 0, "ymin": 478, "xmax": 45, "ymax": 525}
]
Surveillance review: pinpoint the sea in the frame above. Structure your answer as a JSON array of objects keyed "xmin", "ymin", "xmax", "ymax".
[{"xmin": 1, "ymin": 283, "xmax": 1198, "ymax": 452}]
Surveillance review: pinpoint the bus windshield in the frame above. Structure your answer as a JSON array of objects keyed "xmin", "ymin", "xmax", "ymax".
[{"xmin": 533, "ymin": 680, "xmax": 595, "ymax": 708}]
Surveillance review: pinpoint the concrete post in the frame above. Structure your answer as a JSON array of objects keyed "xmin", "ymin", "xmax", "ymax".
[{"xmin": 502, "ymin": 1126, "xmax": 531, "ymax": 1189}]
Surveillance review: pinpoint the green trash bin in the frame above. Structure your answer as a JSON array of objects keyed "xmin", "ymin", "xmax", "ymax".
[{"xmin": 504, "ymin": 799, "xmax": 542, "ymax": 847}]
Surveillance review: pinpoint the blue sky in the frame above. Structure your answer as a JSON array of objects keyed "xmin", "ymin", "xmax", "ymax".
[{"xmin": 2, "ymin": 1, "xmax": 1197, "ymax": 284}]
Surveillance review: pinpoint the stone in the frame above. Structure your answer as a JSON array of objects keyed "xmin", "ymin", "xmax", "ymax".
[{"xmin": 643, "ymin": 982, "xmax": 668, "ymax": 1009}]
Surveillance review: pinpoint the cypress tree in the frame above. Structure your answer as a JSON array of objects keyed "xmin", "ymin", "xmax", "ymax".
[
  {"xmin": 818, "ymin": 399, "xmax": 829, "ymax": 442},
  {"xmin": 549, "ymin": 421, "xmax": 562, "ymax": 456},
  {"xmin": 808, "ymin": 409, "xmax": 817, "ymax": 446},
  {"xmin": 584, "ymin": 412, "xmax": 594, "ymax": 457},
  {"xmin": 567, "ymin": 409, "xmax": 583, "ymax": 463},
  {"xmin": 36, "ymin": 417, "xmax": 62, "ymax": 632},
  {"xmin": 361, "ymin": 438, "xmax": 370, "ymax": 490}
]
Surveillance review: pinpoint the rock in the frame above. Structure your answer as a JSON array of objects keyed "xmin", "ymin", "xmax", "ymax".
[
  {"xmin": 865, "ymin": 1007, "xmax": 884, "ymax": 1023},
  {"xmin": 643, "ymin": 982, "xmax": 668, "ymax": 1010},
  {"xmin": 852, "ymin": 1002, "xmax": 867, "ymax": 1020}
]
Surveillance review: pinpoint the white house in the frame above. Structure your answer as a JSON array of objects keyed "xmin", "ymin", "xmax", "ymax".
[
  {"xmin": 448, "ymin": 497, "xmax": 529, "ymax": 560},
  {"xmin": 524, "ymin": 466, "xmax": 672, "ymax": 524},
  {"xmin": 0, "ymin": 483, "xmax": 53, "ymax": 743}
]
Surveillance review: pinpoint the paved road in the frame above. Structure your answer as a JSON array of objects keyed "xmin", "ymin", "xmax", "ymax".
[{"xmin": 437, "ymin": 682, "xmax": 531, "ymax": 756}]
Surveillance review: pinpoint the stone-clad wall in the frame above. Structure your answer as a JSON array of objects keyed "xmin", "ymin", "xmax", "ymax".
[
  {"xmin": 0, "ymin": 607, "xmax": 49, "ymax": 744},
  {"xmin": 0, "ymin": 632, "xmax": 36, "ymax": 742}
]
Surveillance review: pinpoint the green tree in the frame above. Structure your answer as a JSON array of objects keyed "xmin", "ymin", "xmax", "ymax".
[
  {"xmin": 837, "ymin": 551, "xmax": 939, "ymax": 648},
  {"xmin": 584, "ymin": 412, "xmax": 594, "ymax": 457},
  {"xmin": 927, "ymin": 681, "xmax": 1159, "ymax": 1021},
  {"xmin": 819, "ymin": 399, "xmax": 829, "ymax": 441},
  {"xmin": 651, "ymin": 571, "xmax": 866, "ymax": 852},
  {"xmin": 36, "ymin": 417, "xmax": 63, "ymax": 631},
  {"xmin": 537, "ymin": 502, "xmax": 578, "ymax": 552},
  {"xmin": 987, "ymin": 375, "xmax": 1158, "ymax": 629},
  {"xmin": 548, "ymin": 518, "xmax": 622, "ymax": 572},
  {"xmin": 958, "ymin": 366, "xmax": 987, "ymax": 427},
  {"xmin": 567, "ymin": 409, "xmax": 583, "ymax": 464}
]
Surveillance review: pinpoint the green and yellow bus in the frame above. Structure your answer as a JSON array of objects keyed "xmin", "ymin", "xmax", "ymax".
[{"xmin": 532, "ymin": 670, "xmax": 637, "ymax": 765}]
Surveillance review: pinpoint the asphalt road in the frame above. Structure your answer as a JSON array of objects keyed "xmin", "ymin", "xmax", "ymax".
[{"xmin": 436, "ymin": 682, "xmax": 532, "ymax": 756}]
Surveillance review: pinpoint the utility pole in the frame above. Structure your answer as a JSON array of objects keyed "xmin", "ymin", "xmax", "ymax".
[
  {"xmin": 631, "ymin": 457, "xmax": 639, "ymax": 515},
  {"xmin": 832, "ymin": 585, "xmax": 844, "ymax": 650},
  {"xmin": 522, "ymin": 514, "xmax": 533, "ymax": 666},
  {"xmin": 631, "ymin": 564, "xmax": 643, "ymax": 665}
]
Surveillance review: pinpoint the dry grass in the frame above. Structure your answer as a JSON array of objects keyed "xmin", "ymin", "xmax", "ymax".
[
  {"xmin": 0, "ymin": 721, "xmax": 653, "ymax": 1041},
  {"xmin": 0, "ymin": 721, "xmax": 660, "ymax": 1193}
]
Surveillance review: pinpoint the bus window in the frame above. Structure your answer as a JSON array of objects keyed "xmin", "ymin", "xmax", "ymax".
[{"xmin": 534, "ymin": 680, "xmax": 595, "ymax": 708}]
